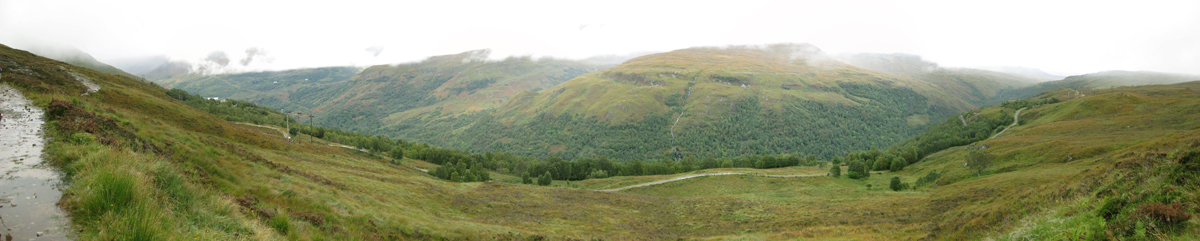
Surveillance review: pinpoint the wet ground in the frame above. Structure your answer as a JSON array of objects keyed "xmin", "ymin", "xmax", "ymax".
[{"xmin": 0, "ymin": 84, "xmax": 71, "ymax": 240}]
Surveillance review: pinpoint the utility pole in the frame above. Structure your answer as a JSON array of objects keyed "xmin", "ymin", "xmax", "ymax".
[
  {"xmin": 309, "ymin": 114, "xmax": 315, "ymax": 143},
  {"xmin": 285, "ymin": 111, "xmax": 291, "ymax": 143}
]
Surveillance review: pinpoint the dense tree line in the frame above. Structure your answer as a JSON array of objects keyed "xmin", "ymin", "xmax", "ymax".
[{"xmin": 1000, "ymin": 97, "xmax": 1061, "ymax": 110}]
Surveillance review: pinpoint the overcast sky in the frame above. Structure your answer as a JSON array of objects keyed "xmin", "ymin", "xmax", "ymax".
[{"xmin": 1, "ymin": 0, "xmax": 1198, "ymax": 75}]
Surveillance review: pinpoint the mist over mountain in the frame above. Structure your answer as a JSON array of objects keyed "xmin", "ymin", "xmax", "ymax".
[
  {"xmin": 974, "ymin": 66, "xmax": 1065, "ymax": 80},
  {"xmin": 104, "ymin": 55, "xmax": 172, "ymax": 75},
  {"xmin": 838, "ymin": 53, "xmax": 1045, "ymax": 107},
  {"xmin": 1, "ymin": 39, "xmax": 137, "ymax": 78}
]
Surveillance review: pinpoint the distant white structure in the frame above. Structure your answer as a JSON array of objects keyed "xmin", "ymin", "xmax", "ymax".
[{"xmin": 205, "ymin": 97, "xmax": 226, "ymax": 102}]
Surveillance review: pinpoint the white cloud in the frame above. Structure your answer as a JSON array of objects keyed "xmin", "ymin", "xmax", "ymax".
[{"xmin": 0, "ymin": 0, "xmax": 1197, "ymax": 75}]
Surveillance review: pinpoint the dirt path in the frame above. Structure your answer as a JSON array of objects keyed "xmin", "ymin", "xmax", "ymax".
[
  {"xmin": 236, "ymin": 122, "xmax": 290, "ymax": 139},
  {"xmin": 0, "ymin": 84, "xmax": 71, "ymax": 240},
  {"xmin": 599, "ymin": 172, "xmax": 823, "ymax": 192},
  {"xmin": 959, "ymin": 114, "xmax": 967, "ymax": 126},
  {"xmin": 991, "ymin": 107, "xmax": 1026, "ymax": 139},
  {"xmin": 327, "ymin": 143, "xmax": 370, "ymax": 153}
]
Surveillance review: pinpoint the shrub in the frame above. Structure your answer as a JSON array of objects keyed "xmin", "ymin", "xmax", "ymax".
[
  {"xmin": 537, "ymin": 172, "xmax": 552, "ymax": 186},
  {"xmin": 388, "ymin": 148, "xmax": 404, "ymax": 160},
  {"xmin": 890, "ymin": 177, "xmax": 902, "ymax": 191},
  {"xmin": 1171, "ymin": 147, "xmax": 1200, "ymax": 184},
  {"xmin": 1097, "ymin": 197, "xmax": 1126, "ymax": 221},
  {"xmin": 847, "ymin": 161, "xmax": 869, "ymax": 179},
  {"xmin": 915, "ymin": 170, "xmax": 941, "ymax": 187},
  {"xmin": 967, "ymin": 151, "xmax": 992, "ymax": 176},
  {"xmin": 70, "ymin": 132, "xmax": 96, "ymax": 144},
  {"xmin": 1137, "ymin": 202, "xmax": 1192, "ymax": 228},
  {"xmin": 889, "ymin": 158, "xmax": 905, "ymax": 172},
  {"xmin": 80, "ymin": 171, "xmax": 137, "ymax": 217},
  {"xmin": 269, "ymin": 213, "xmax": 291, "ymax": 234},
  {"xmin": 829, "ymin": 165, "xmax": 840, "ymax": 178}
]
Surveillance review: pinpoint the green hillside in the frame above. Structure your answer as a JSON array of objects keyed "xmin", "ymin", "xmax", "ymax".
[
  {"xmin": 157, "ymin": 49, "xmax": 602, "ymax": 134},
  {"xmin": 156, "ymin": 66, "xmax": 361, "ymax": 104},
  {"xmin": 840, "ymin": 53, "xmax": 1046, "ymax": 106},
  {"xmin": 5, "ymin": 42, "xmax": 1197, "ymax": 240},
  {"xmin": 390, "ymin": 44, "xmax": 1002, "ymax": 160}
]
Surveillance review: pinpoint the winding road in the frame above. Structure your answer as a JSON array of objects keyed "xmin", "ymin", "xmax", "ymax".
[
  {"xmin": 990, "ymin": 107, "xmax": 1026, "ymax": 139},
  {"xmin": 599, "ymin": 172, "xmax": 823, "ymax": 192}
]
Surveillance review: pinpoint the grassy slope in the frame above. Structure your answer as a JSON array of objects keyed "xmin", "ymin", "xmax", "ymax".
[
  {"xmin": 4, "ymin": 43, "xmax": 886, "ymax": 240},
  {"xmin": 620, "ymin": 81, "xmax": 1200, "ymax": 240},
  {"xmin": 156, "ymin": 50, "xmax": 600, "ymax": 134},
  {"xmin": 5, "ymin": 42, "xmax": 1197, "ymax": 240},
  {"xmin": 6, "ymin": 43, "xmax": 141, "ymax": 79},
  {"xmin": 155, "ymin": 67, "xmax": 361, "ymax": 104}
]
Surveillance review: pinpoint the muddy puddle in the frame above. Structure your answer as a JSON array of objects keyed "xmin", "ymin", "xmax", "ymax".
[{"xmin": 0, "ymin": 84, "xmax": 72, "ymax": 240}]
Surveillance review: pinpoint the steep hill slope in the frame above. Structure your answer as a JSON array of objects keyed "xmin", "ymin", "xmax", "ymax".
[
  {"xmin": 3, "ymin": 41, "xmax": 139, "ymax": 78},
  {"xmin": 392, "ymin": 44, "xmax": 999, "ymax": 160},
  {"xmin": 157, "ymin": 49, "xmax": 602, "ymax": 133},
  {"xmin": 613, "ymin": 81, "xmax": 1200, "ymax": 240},
  {"xmin": 840, "ymin": 53, "xmax": 1046, "ymax": 106},
  {"xmin": 155, "ymin": 66, "xmax": 361, "ymax": 103}
]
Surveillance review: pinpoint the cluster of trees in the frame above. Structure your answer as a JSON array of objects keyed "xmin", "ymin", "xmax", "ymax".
[
  {"xmin": 1000, "ymin": 97, "xmax": 1061, "ymax": 110},
  {"xmin": 413, "ymin": 145, "xmax": 825, "ymax": 183},
  {"xmin": 165, "ymin": 89, "xmax": 286, "ymax": 126},
  {"xmin": 430, "ymin": 161, "xmax": 491, "ymax": 182},
  {"xmin": 522, "ymin": 172, "xmax": 553, "ymax": 186}
]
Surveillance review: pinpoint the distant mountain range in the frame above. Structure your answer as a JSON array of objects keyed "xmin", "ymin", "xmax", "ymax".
[{"xmin": 33, "ymin": 41, "xmax": 1198, "ymax": 160}]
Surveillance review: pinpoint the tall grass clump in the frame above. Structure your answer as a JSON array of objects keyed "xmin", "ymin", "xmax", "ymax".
[{"xmin": 79, "ymin": 170, "xmax": 138, "ymax": 217}]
